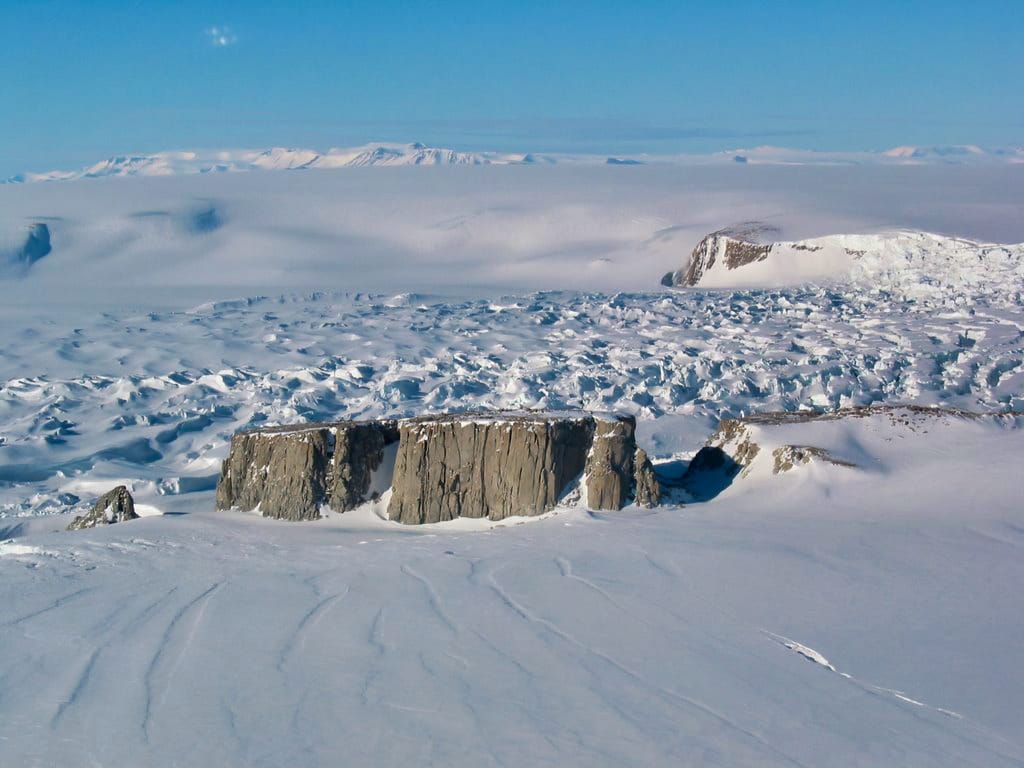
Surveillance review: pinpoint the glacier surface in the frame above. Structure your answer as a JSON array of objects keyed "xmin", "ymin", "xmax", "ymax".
[{"xmin": 1, "ymin": 164, "xmax": 1023, "ymax": 766}]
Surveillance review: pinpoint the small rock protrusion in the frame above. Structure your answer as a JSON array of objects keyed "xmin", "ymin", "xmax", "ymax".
[
  {"xmin": 633, "ymin": 448, "xmax": 661, "ymax": 507},
  {"xmin": 67, "ymin": 486, "xmax": 138, "ymax": 531}
]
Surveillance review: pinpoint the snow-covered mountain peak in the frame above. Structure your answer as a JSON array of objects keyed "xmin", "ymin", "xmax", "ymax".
[{"xmin": 664, "ymin": 226, "xmax": 1024, "ymax": 299}]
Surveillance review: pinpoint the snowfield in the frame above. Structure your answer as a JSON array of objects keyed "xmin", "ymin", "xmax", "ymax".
[
  {"xmin": 2, "ymin": 409, "xmax": 1022, "ymax": 766},
  {"xmin": 1, "ymin": 163, "xmax": 1023, "ymax": 766}
]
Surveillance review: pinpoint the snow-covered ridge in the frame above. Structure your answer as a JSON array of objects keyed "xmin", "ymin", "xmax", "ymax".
[
  {"xmin": 682, "ymin": 405, "xmax": 1024, "ymax": 502},
  {"xmin": 666, "ymin": 227, "xmax": 1024, "ymax": 297},
  {"xmin": 8, "ymin": 142, "xmax": 1024, "ymax": 183},
  {"xmin": 5, "ymin": 143, "xmax": 547, "ymax": 183}
]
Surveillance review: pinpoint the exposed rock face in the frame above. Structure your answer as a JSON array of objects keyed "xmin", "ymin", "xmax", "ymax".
[
  {"xmin": 329, "ymin": 421, "xmax": 400, "ymax": 511},
  {"xmin": 215, "ymin": 420, "xmax": 398, "ymax": 520},
  {"xmin": 681, "ymin": 417, "xmax": 761, "ymax": 501},
  {"xmin": 218, "ymin": 411, "xmax": 661, "ymax": 524},
  {"xmin": 662, "ymin": 222, "xmax": 779, "ymax": 287},
  {"xmin": 633, "ymin": 448, "xmax": 661, "ymax": 507},
  {"xmin": 215, "ymin": 425, "xmax": 329, "ymax": 521},
  {"xmin": 67, "ymin": 486, "xmax": 137, "ymax": 531},
  {"xmin": 388, "ymin": 413, "xmax": 596, "ymax": 524},
  {"xmin": 772, "ymin": 445, "xmax": 858, "ymax": 473},
  {"xmin": 680, "ymin": 416, "xmax": 763, "ymax": 497},
  {"xmin": 2, "ymin": 223, "xmax": 52, "ymax": 276},
  {"xmin": 584, "ymin": 416, "xmax": 637, "ymax": 510}
]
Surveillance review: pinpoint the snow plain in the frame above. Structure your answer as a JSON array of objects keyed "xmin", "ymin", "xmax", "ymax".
[{"xmin": 1, "ymin": 162, "xmax": 1023, "ymax": 766}]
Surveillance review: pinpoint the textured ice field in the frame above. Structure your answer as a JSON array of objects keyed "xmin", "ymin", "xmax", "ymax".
[
  {"xmin": 2, "ymin": 283, "xmax": 1023, "ymax": 517},
  {"xmin": 1, "ymin": 165, "xmax": 1023, "ymax": 766}
]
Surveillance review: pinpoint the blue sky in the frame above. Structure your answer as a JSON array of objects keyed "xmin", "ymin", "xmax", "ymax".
[{"xmin": 1, "ymin": 0, "xmax": 1021, "ymax": 176}]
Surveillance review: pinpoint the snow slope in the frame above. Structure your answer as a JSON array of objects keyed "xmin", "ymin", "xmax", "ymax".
[{"xmin": 1, "ymin": 409, "xmax": 1022, "ymax": 766}]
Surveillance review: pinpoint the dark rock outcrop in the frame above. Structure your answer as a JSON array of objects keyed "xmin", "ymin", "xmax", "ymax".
[
  {"xmin": 2, "ymin": 223, "xmax": 52, "ymax": 276},
  {"xmin": 682, "ymin": 406, "xmax": 970, "ymax": 497},
  {"xmin": 67, "ymin": 486, "xmax": 138, "ymax": 531},
  {"xmin": 662, "ymin": 222, "xmax": 780, "ymax": 287},
  {"xmin": 771, "ymin": 445, "xmax": 859, "ymax": 473},
  {"xmin": 633, "ymin": 448, "xmax": 661, "ymax": 507},
  {"xmin": 215, "ymin": 420, "xmax": 398, "ymax": 520},
  {"xmin": 215, "ymin": 424, "xmax": 329, "ymax": 521},
  {"xmin": 388, "ymin": 413, "xmax": 596, "ymax": 524},
  {"xmin": 584, "ymin": 416, "xmax": 637, "ymax": 510},
  {"xmin": 683, "ymin": 416, "xmax": 762, "ymax": 487},
  {"xmin": 329, "ymin": 421, "xmax": 400, "ymax": 511},
  {"xmin": 218, "ymin": 411, "xmax": 661, "ymax": 524}
]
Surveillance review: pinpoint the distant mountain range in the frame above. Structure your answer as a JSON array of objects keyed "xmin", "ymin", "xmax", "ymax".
[
  {"xmin": 4, "ymin": 143, "xmax": 552, "ymax": 183},
  {"xmin": 5, "ymin": 142, "xmax": 1022, "ymax": 183}
]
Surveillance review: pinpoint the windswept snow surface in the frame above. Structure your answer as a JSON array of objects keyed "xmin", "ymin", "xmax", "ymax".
[
  {"xmin": 2, "ymin": 412, "xmax": 1023, "ymax": 766},
  {"xmin": 2, "ymin": 164, "xmax": 1024, "ymax": 766}
]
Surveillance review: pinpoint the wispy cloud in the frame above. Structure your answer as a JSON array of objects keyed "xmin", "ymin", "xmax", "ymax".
[{"xmin": 205, "ymin": 26, "xmax": 237, "ymax": 47}]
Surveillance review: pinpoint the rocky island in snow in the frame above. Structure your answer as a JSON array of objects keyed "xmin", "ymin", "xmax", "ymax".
[{"xmin": 216, "ymin": 411, "xmax": 661, "ymax": 523}]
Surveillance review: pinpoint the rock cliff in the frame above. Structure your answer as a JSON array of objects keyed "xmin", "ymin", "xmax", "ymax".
[
  {"xmin": 584, "ymin": 415, "xmax": 637, "ymax": 510},
  {"xmin": 216, "ymin": 411, "xmax": 661, "ymax": 523},
  {"xmin": 388, "ymin": 413, "xmax": 596, "ymax": 524},
  {"xmin": 215, "ymin": 420, "xmax": 398, "ymax": 520},
  {"xmin": 329, "ymin": 421, "xmax": 400, "ymax": 510}
]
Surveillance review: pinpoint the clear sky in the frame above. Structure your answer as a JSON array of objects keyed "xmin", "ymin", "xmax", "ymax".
[{"xmin": 1, "ymin": 0, "xmax": 1022, "ymax": 176}]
